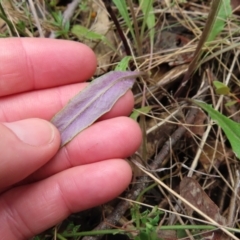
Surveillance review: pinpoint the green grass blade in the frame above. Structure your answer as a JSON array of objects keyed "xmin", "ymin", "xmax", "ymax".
[
  {"xmin": 71, "ymin": 25, "xmax": 115, "ymax": 50},
  {"xmin": 194, "ymin": 100, "xmax": 240, "ymax": 159},
  {"xmin": 115, "ymin": 56, "xmax": 132, "ymax": 71},
  {"xmin": 207, "ymin": 0, "xmax": 232, "ymax": 42},
  {"xmin": 174, "ymin": 0, "xmax": 225, "ymax": 97},
  {"xmin": 130, "ymin": 106, "xmax": 152, "ymax": 121},
  {"xmin": 139, "ymin": 0, "xmax": 155, "ymax": 45},
  {"xmin": 112, "ymin": 0, "xmax": 136, "ymax": 44}
]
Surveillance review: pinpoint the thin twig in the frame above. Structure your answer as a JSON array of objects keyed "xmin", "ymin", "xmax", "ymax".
[
  {"xmin": 227, "ymin": 169, "xmax": 240, "ymax": 227},
  {"xmin": 174, "ymin": 0, "xmax": 222, "ymax": 98},
  {"xmin": 103, "ymin": 0, "xmax": 131, "ymax": 56},
  {"xmin": 150, "ymin": 106, "xmax": 199, "ymax": 170}
]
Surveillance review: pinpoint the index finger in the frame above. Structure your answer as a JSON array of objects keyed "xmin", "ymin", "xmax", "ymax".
[{"xmin": 0, "ymin": 38, "xmax": 97, "ymax": 97}]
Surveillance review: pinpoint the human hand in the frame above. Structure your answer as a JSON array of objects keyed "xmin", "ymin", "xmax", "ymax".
[{"xmin": 0, "ymin": 38, "xmax": 142, "ymax": 239}]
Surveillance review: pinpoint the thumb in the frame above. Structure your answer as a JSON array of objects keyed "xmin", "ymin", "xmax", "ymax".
[{"xmin": 0, "ymin": 118, "xmax": 60, "ymax": 190}]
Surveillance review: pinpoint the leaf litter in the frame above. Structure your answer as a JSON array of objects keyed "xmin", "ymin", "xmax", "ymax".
[{"xmin": 180, "ymin": 177, "xmax": 228, "ymax": 240}]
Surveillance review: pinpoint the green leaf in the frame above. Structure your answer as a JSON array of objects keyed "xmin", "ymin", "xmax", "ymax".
[
  {"xmin": 51, "ymin": 11, "xmax": 63, "ymax": 26},
  {"xmin": 130, "ymin": 106, "xmax": 152, "ymax": 121},
  {"xmin": 225, "ymin": 100, "xmax": 238, "ymax": 107},
  {"xmin": 71, "ymin": 25, "xmax": 104, "ymax": 41},
  {"xmin": 207, "ymin": 0, "xmax": 232, "ymax": 42},
  {"xmin": 50, "ymin": 0, "xmax": 57, "ymax": 7},
  {"xmin": 71, "ymin": 25, "xmax": 114, "ymax": 50},
  {"xmin": 134, "ymin": 232, "xmax": 148, "ymax": 240},
  {"xmin": 115, "ymin": 56, "xmax": 132, "ymax": 71},
  {"xmin": 213, "ymin": 80, "xmax": 230, "ymax": 95},
  {"xmin": 177, "ymin": 228, "xmax": 188, "ymax": 238},
  {"xmin": 194, "ymin": 100, "xmax": 240, "ymax": 158}
]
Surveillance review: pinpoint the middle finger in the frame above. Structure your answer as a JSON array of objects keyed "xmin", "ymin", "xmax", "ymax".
[{"xmin": 0, "ymin": 83, "xmax": 134, "ymax": 121}]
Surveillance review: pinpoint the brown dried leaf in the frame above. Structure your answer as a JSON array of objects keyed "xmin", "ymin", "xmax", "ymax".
[
  {"xmin": 198, "ymin": 141, "xmax": 233, "ymax": 171},
  {"xmin": 188, "ymin": 109, "xmax": 207, "ymax": 136},
  {"xmin": 180, "ymin": 177, "xmax": 226, "ymax": 225},
  {"xmin": 89, "ymin": 0, "xmax": 116, "ymax": 75}
]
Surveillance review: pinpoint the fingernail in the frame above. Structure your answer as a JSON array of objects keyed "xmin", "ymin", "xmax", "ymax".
[{"xmin": 4, "ymin": 119, "xmax": 55, "ymax": 146}]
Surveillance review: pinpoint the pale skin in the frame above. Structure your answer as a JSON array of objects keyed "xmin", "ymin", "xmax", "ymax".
[{"xmin": 0, "ymin": 38, "xmax": 142, "ymax": 239}]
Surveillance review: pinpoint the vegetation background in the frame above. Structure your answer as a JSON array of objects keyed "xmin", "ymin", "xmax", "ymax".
[{"xmin": 1, "ymin": 0, "xmax": 240, "ymax": 239}]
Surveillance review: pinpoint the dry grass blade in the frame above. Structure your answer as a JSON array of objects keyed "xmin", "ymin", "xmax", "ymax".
[
  {"xmin": 137, "ymin": 166, "xmax": 239, "ymax": 240},
  {"xmin": 188, "ymin": 50, "xmax": 239, "ymax": 177},
  {"xmin": 174, "ymin": 0, "xmax": 227, "ymax": 98}
]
